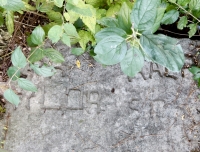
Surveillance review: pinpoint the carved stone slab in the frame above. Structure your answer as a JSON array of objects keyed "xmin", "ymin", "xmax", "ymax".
[{"xmin": 3, "ymin": 39, "xmax": 200, "ymax": 152}]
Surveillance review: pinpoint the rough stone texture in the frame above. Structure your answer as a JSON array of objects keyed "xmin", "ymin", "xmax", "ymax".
[{"xmin": 1, "ymin": 39, "xmax": 200, "ymax": 152}]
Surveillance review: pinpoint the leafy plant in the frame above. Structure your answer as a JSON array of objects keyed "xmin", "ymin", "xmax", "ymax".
[
  {"xmin": 0, "ymin": 0, "xmax": 187, "ymax": 106},
  {"xmin": 189, "ymin": 66, "xmax": 200, "ymax": 87}
]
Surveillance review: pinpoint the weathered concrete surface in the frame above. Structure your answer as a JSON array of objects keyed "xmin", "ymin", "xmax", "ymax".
[{"xmin": 2, "ymin": 39, "xmax": 200, "ymax": 152}]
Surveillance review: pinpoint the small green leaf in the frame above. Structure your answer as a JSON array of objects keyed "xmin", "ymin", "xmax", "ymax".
[
  {"xmin": 189, "ymin": 0, "xmax": 200, "ymax": 11},
  {"xmin": 95, "ymin": 27, "xmax": 127, "ymax": 43},
  {"xmin": 11, "ymin": 47, "xmax": 27, "ymax": 68},
  {"xmin": 71, "ymin": 48, "xmax": 85, "ymax": 56},
  {"xmin": 94, "ymin": 35, "xmax": 127, "ymax": 65},
  {"xmin": 4, "ymin": 89, "xmax": 20, "ymax": 106},
  {"xmin": 17, "ymin": 78, "xmax": 37, "ymax": 92},
  {"xmin": 78, "ymin": 30, "xmax": 95, "ymax": 50},
  {"xmin": 37, "ymin": 1, "xmax": 54, "ymax": 12},
  {"xmin": 30, "ymin": 64, "xmax": 56, "ymax": 77},
  {"xmin": 46, "ymin": 11, "xmax": 63, "ymax": 24},
  {"xmin": 117, "ymin": 2, "xmax": 132, "ymax": 34},
  {"xmin": 7, "ymin": 66, "xmax": 20, "ymax": 81},
  {"xmin": 189, "ymin": 66, "xmax": 200, "ymax": 75},
  {"xmin": 97, "ymin": 17, "xmax": 119, "ymax": 27},
  {"xmin": 106, "ymin": 3, "xmax": 121, "ymax": 17},
  {"xmin": 5, "ymin": 11, "xmax": 14, "ymax": 34},
  {"xmin": 48, "ymin": 25, "xmax": 63, "ymax": 43},
  {"xmin": 63, "ymin": 23, "xmax": 79, "ymax": 38},
  {"xmin": 120, "ymin": 47, "xmax": 144, "ymax": 77},
  {"xmin": 27, "ymin": 35, "xmax": 37, "ymax": 47},
  {"xmin": 140, "ymin": 33, "xmax": 184, "ymax": 72},
  {"xmin": 178, "ymin": 0, "xmax": 190, "ymax": 6},
  {"xmin": 2, "ymin": 0, "xmax": 25, "ymax": 11},
  {"xmin": 61, "ymin": 33, "xmax": 71, "ymax": 47},
  {"xmin": 54, "ymin": 0, "xmax": 64, "ymax": 7},
  {"xmin": 31, "ymin": 26, "xmax": 45, "ymax": 45},
  {"xmin": 28, "ymin": 48, "xmax": 44, "ymax": 63},
  {"xmin": 177, "ymin": 16, "xmax": 188, "ymax": 30},
  {"xmin": 188, "ymin": 24, "xmax": 197, "ymax": 38},
  {"xmin": 161, "ymin": 10, "xmax": 179, "ymax": 25},
  {"xmin": 44, "ymin": 48, "xmax": 65, "ymax": 63},
  {"xmin": 131, "ymin": 0, "xmax": 161, "ymax": 31}
]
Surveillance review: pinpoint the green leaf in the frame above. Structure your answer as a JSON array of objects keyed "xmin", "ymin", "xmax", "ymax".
[
  {"xmin": 106, "ymin": 3, "xmax": 121, "ymax": 17},
  {"xmin": 31, "ymin": 26, "xmax": 45, "ymax": 45},
  {"xmin": 11, "ymin": 47, "xmax": 27, "ymax": 68},
  {"xmin": 37, "ymin": 1, "xmax": 54, "ymax": 12},
  {"xmin": 161, "ymin": 9, "xmax": 179, "ymax": 25},
  {"xmin": 117, "ymin": 2, "xmax": 132, "ymax": 34},
  {"xmin": 61, "ymin": 33, "xmax": 71, "ymax": 47},
  {"xmin": 178, "ymin": 0, "xmax": 190, "ymax": 6},
  {"xmin": 189, "ymin": 66, "xmax": 200, "ymax": 74},
  {"xmin": 151, "ymin": 2, "xmax": 167, "ymax": 33},
  {"xmin": 177, "ymin": 16, "xmax": 188, "ymax": 30},
  {"xmin": 131, "ymin": 0, "xmax": 161, "ymax": 32},
  {"xmin": 63, "ymin": 23, "xmax": 79, "ymax": 38},
  {"xmin": 44, "ymin": 48, "xmax": 65, "ymax": 63},
  {"xmin": 42, "ymin": 22, "xmax": 57, "ymax": 35},
  {"xmin": 4, "ymin": 89, "xmax": 20, "ymax": 106},
  {"xmin": 71, "ymin": 48, "xmax": 85, "ymax": 56},
  {"xmin": 94, "ymin": 35, "xmax": 127, "ymax": 65},
  {"xmin": 0, "ymin": 0, "xmax": 7, "ymax": 6},
  {"xmin": 2, "ymin": 0, "xmax": 25, "ymax": 11},
  {"xmin": 188, "ymin": 24, "xmax": 197, "ymax": 38},
  {"xmin": 46, "ymin": 11, "xmax": 63, "ymax": 24},
  {"xmin": 7, "ymin": 66, "xmax": 20, "ymax": 81},
  {"xmin": 120, "ymin": 47, "xmax": 144, "ymax": 77},
  {"xmin": 27, "ymin": 35, "xmax": 37, "ymax": 47},
  {"xmin": 54, "ymin": 0, "xmax": 64, "ymax": 7},
  {"xmin": 28, "ymin": 48, "xmax": 44, "ymax": 63},
  {"xmin": 30, "ymin": 64, "xmax": 56, "ymax": 77},
  {"xmin": 48, "ymin": 25, "xmax": 63, "ymax": 43},
  {"xmin": 189, "ymin": 0, "xmax": 200, "ymax": 11},
  {"xmin": 17, "ymin": 78, "xmax": 37, "ymax": 92},
  {"xmin": 5, "ymin": 11, "xmax": 14, "ymax": 34},
  {"xmin": 140, "ymin": 33, "xmax": 184, "ymax": 72},
  {"xmin": 0, "ymin": 13, "xmax": 4, "ymax": 26},
  {"xmin": 78, "ymin": 30, "xmax": 95, "ymax": 50},
  {"xmin": 168, "ymin": 0, "xmax": 176, "ymax": 2},
  {"xmin": 95, "ymin": 27, "xmax": 127, "ymax": 43},
  {"xmin": 97, "ymin": 17, "xmax": 119, "ymax": 27}
]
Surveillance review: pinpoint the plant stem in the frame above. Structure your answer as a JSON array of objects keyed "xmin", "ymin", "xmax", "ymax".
[{"xmin": 7, "ymin": 67, "xmax": 21, "ymax": 87}]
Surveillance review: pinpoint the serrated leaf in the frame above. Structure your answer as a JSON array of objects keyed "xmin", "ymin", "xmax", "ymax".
[
  {"xmin": 28, "ymin": 48, "xmax": 44, "ymax": 63},
  {"xmin": 140, "ymin": 33, "xmax": 184, "ymax": 72},
  {"xmin": 63, "ymin": 23, "xmax": 79, "ymax": 38},
  {"xmin": 188, "ymin": 24, "xmax": 197, "ymax": 38},
  {"xmin": 189, "ymin": 0, "xmax": 200, "ymax": 11},
  {"xmin": 117, "ymin": 2, "xmax": 132, "ymax": 34},
  {"xmin": 31, "ymin": 26, "xmax": 45, "ymax": 45},
  {"xmin": 17, "ymin": 78, "xmax": 37, "ymax": 92},
  {"xmin": 71, "ymin": 48, "xmax": 85, "ymax": 56},
  {"xmin": 48, "ymin": 25, "xmax": 63, "ymax": 43},
  {"xmin": 95, "ymin": 27, "xmax": 127, "ymax": 43},
  {"xmin": 7, "ymin": 66, "xmax": 20, "ymax": 81},
  {"xmin": 161, "ymin": 9, "xmax": 179, "ymax": 25},
  {"xmin": 94, "ymin": 35, "xmax": 127, "ymax": 65},
  {"xmin": 2, "ymin": 0, "xmax": 24, "ymax": 11},
  {"xmin": 54, "ymin": 0, "xmax": 64, "ymax": 7},
  {"xmin": 120, "ymin": 47, "xmax": 144, "ymax": 77},
  {"xmin": 0, "ymin": 0, "xmax": 7, "ymax": 6},
  {"xmin": 5, "ymin": 11, "xmax": 14, "ymax": 34},
  {"xmin": 46, "ymin": 11, "xmax": 63, "ymax": 24},
  {"xmin": 44, "ymin": 48, "xmax": 65, "ymax": 63},
  {"xmin": 97, "ymin": 17, "xmax": 119, "ymax": 27},
  {"xmin": 131, "ymin": 0, "xmax": 161, "ymax": 32},
  {"xmin": 177, "ymin": 16, "xmax": 188, "ymax": 30},
  {"xmin": 61, "ymin": 33, "xmax": 71, "ymax": 47},
  {"xmin": 78, "ymin": 30, "xmax": 95, "ymax": 50},
  {"xmin": 30, "ymin": 64, "xmax": 56, "ymax": 77},
  {"xmin": 11, "ymin": 47, "xmax": 27, "ymax": 68},
  {"xmin": 4, "ymin": 89, "xmax": 20, "ymax": 106}
]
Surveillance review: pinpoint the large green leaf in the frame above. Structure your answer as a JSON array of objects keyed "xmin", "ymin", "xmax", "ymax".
[
  {"xmin": 31, "ymin": 26, "xmax": 45, "ymax": 45},
  {"xmin": 95, "ymin": 27, "xmax": 127, "ymax": 43},
  {"xmin": 117, "ymin": 2, "xmax": 132, "ymax": 34},
  {"xmin": 11, "ymin": 47, "xmax": 27, "ymax": 68},
  {"xmin": 7, "ymin": 66, "xmax": 20, "ymax": 81},
  {"xmin": 4, "ymin": 89, "xmax": 20, "ymax": 106},
  {"xmin": 44, "ymin": 48, "xmax": 65, "ymax": 63},
  {"xmin": 28, "ymin": 48, "xmax": 44, "ymax": 63},
  {"xmin": 140, "ymin": 33, "xmax": 184, "ymax": 72},
  {"xmin": 17, "ymin": 78, "xmax": 37, "ymax": 92},
  {"xmin": 161, "ymin": 9, "xmax": 179, "ymax": 25},
  {"xmin": 2, "ymin": 0, "xmax": 25, "ymax": 11},
  {"xmin": 189, "ymin": 0, "xmax": 200, "ymax": 11},
  {"xmin": 131, "ymin": 0, "xmax": 161, "ymax": 32},
  {"xmin": 30, "ymin": 64, "xmax": 56, "ymax": 77},
  {"xmin": 48, "ymin": 25, "xmax": 63, "ymax": 43},
  {"xmin": 120, "ymin": 47, "xmax": 144, "ymax": 77},
  {"xmin": 94, "ymin": 35, "xmax": 127, "ymax": 65},
  {"xmin": 5, "ymin": 11, "xmax": 14, "ymax": 34}
]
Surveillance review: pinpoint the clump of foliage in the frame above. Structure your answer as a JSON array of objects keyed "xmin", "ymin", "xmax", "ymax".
[{"xmin": 2, "ymin": 0, "xmax": 199, "ymax": 106}]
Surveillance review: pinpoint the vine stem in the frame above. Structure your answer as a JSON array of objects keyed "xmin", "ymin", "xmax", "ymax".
[
  {"xmin": 7, "ymin": 67, "xmax": 20, "ymax": 88},
  {"xmin": 169, "ymin": 0, "xmax": 200, "ymax": 23}
]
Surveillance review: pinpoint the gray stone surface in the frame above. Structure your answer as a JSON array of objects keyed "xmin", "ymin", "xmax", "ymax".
[{"xmin": 1, "ymin": 39, "xmax": 200, "ymax": 152}]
